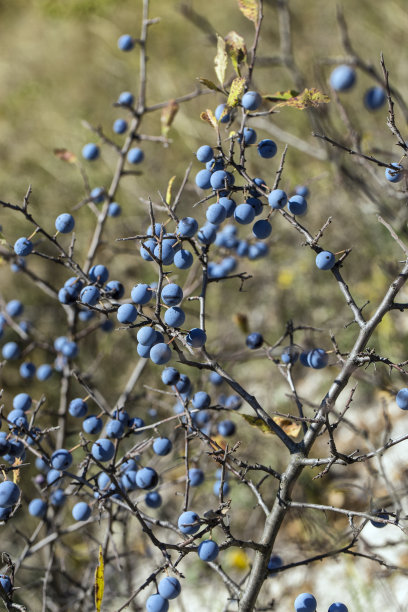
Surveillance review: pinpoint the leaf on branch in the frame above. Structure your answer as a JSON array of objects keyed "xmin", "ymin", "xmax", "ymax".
[
  {"xmin": 13, "ymin": 458, "xmax": 22, "ymax": 484},
  {"xmin": 161, "ymin": 99, "xmax": 179, "ymax": 137},
  {"xmin": 200, "ymin": 109, "xmax": 218, "ymax": 130},
  {"xmin": 263, "ymin": 89, "xmax": 299, "ymax": 102},
  {"xmin": 239, "ymin": 413, "xmax": 302, "ymax": 437},
  {"xmin": 225, "ymin": 31, "xmax": 247, "ymax": 76},
  {"xmin": 197, "ymin": 77, "xmax": 224, "ymax": 93},
  {"xmin": 54, "ymin": 148, "xmax": 77, "ymax": 163},
  {"xmin": 166, "ymin": 175, "xmax": 176, "ymax": 206},
  {"xmin": 267, "ymin": 88, "xmax": 330, "ymax": 110},
  {"xmin": 232, "ymin": 312, "xmax": 249, "ymax": 334},
  {"xmin": 237, "ymin": 0, "xmax": 259, "ymax": 24},
  {"xmin": 227, "ymin": 77, "xmax": 246, "ymax": 109},
  {"xmin": 94, "ymin": 545, "xmax": 104, "ymax": 612},
  {"xmin": 214, "ymin": 34, "xmax": 228, "ymax": 87}
]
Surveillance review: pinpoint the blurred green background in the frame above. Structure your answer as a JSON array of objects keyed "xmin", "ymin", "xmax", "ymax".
[{"xmin": 0, "ymin": 1, "xmax": 408, "ymax": 610}]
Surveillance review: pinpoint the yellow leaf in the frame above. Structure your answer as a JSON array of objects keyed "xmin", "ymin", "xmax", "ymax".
[
  {"xmin": 227, "ymin": 77, "xmax": 246, "ymax": 109},
  {"xmin": 54, "ymin": 148, "xmax": 77, "ymax": 163},
  {"xmin": 161, "ymin": 99, "xmax": 179, "ymax": 137},
  {"xmin": 239, "ymin": 413, "xmax": 301, "ymax": 437},
  {"xmin": 226, "ymin": 549, "xmax": 250, "ymax": 570},
  {"xmin": 166, "ymin": 176, "xmax": 176, "ymax": 206},
  {"xmin": 263, "ymin": 89, "xmax": 299, "ymax": 102},
  {"xmin": 237, "ymin": 0, "xmax": 259, "ymax": 24},
  {"xmin": 94, "ymin": 545, "xmax": 104, "ymax": 612},
  {"xmin": 13, "ymin": 458, "xmax": 22, "ymax": 484},
  {"xmin": 232, "ymin": 313, "xmax": 249, "ymax": 334},
  {"xmin": 225, "ymin": 31, "xmax": 247, "ymax": 76},
  {"xmin": 214, "ymin": 34, "xmax": 228, "ymax": 87},
  {"xmin": 200, "ymin": 109, "xmax": 218, "ymax": 130}
]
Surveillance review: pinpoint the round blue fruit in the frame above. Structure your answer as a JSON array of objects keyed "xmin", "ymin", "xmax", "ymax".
[
  {"xmin": 13, "ymin": 393, "xmax": 32, "ymax": 412},
  {"xmin": 82, "ymin": 415, "xmax": 103, "ymax": 435},
  {"xmin": 150, "ymin": 343, "xmax": 172, "ymax": 365},
  {"xmin": 117, "ymin": 34, "xmax": 134, "ymax": 51},
  {"xmin": 161, "ymin": 283, "xmax": 183, "ymax": 306},
  {"xmin": 51, "ymin": 449, "xmax": 72, "ymax": 471},
  {"xmin": 0, "ymin": 481, "xmax": 20, "ymax": 508},
  {"xmin": 206, "ymin": 203, "xmax": 227, "ymax": 225},
  {"xmin": 36, "ymin": 364, "xmax": 53, "ymax": 381},
  {"xmin": 329, "ymin": 65, "xmax": 356, "ymax": 91},
  {"xmin": 246, "ymin": 332, "xmax": 263, "ymax": 349},
  {"xmin": 252, "ymin": 219, "xmax": 272, "ymax": 239},
  {"xmin": 174, "ymin": 249, "xmax": 193, "ymax": 269},
  {"xmin": 161, "ymin": 367, "xmax": 180, "ymax": 386},
  {"xmin": 215, "ymin": 103, "xmax": 230, "ymax": 123},
  {"xmin": 55, "ymin": 213, "xmax": 75, "ymax": 234},
  {"xmin": 257, "ymin": 139, "xmax": 277, "ymax": 159},
  {"xmin": 239, "ymin": 127, "xmax": 257, "ymax": 145},
  {"xmin": 186, "ymin": 328, "xmax": 207, "ymax": 348},
  {"xmin": 234, "ymin": 203, "xmax": 255, "ymax": 225},
  {"xmin": 195, "ymin": 169, "xmax": 212, "ymax": 190},
  {"xmin": 307, "ymin": 348, "xmax": 328, "ymax": 369},
  {"xmin": 6, "ymin": 299, "xmax": 23, "ymax": 317},
  {"xmin": 0, "ymin": 575, "xmax": 12, "ymax": 594},
  {"xmin": 242, "ymin": 90, "xmax": 262, "ymax": 111},
  {"xmin": 69, "ymin": 398, "xmax": 88, "ymax": 418},
  {"xmin": 72, "ymin": 501, "xmax": 91, "ymax": 521},
  {"xmin": 294, "ymin": 593, "xmax": 317, "ymax": 612},
  {"xmin": 267, "ymin": 554, "xmax": 283, "ymax": 576},
  {"xmin": 328, "ymin": 604, "xmax": 348, "ymax": 612},
  {"xmin": 146, "ymin": 594, "xmax": 169, "ymax": 612},
  {"xmin": 196, "ymin": 145, "xmax": 214, "ymax": 163},
  {"xmin": 364, "ymin": 86, "xmax": 386, "ymax": 110},
  {"xmin": 192, "ymin": 391, "xmax": 211, "ymax": 410},
  {"xmin": 198, "ymin": 539, "xmax": 219, "ymax": 562},
  {"xmin": 145, "ymin": 491, "xmax": 162, "ymax": 508},
  {"xmin": 385, "ymin": 163, "xmax": 403, "ymax": 183},
  {"xmin": 370, "ymin": 511, "xmax": 389, "ymax": 528},
  {"xmin": 118, "ymin": 91, "xmax": 134, "ymax": 106},
  {"xmin": 177, "ymin": 216, "xmax": 198, "ymax": 237},
  {"xmin": 28, "ymin": 498, "xmax": 47, "ymax": 518},
  {"xmin": 217, "ymin": 419, "xmax": 236, "ymax": 437},
  {"xmin": 158, "ymin": 576, "xmax": 181, "ymax": 600},
  {"xmin": 315, "ymin": 250, "xmax": 336, "ymax": 270},
  {"xmin": 117, "ymin": 303, "xmax": 138, "ymax": 324},
  {"xmin": 131, "ymin": 283, "xmax": 152, "ymax": 305},
  {"xmin": 14, "ymin": 237, "xmax": 33, "ymax": 256},
  {"xmin": 136, "ymin": 467, "xmax": 158, "ymax": 490},
  {"xmin": 92, "ymin": 439, "xmax": 115, "ymax": 462},
  {"xmin": 178, "ymin": 510, "xmax": 200, "ymax": 534},
  {"xmin": 127, "ymin": 147, "xmax": 144, "ymax": 164},
  {"xmin": 396, "ymin": 388, "xmax": 408, "ymax": 410},
  {"xmin": 107, "ymin": 202, "xmax": 122, "ymax": 217},
  {"xmin": 82, "ymin": 143, "xmax": 100, "ymax": 160},
  {"xmin": 189, "ymin": 468, "xmax": 204, "ymax": 487},
  {"xmin": 80, "ymin": 285, "xmax": 100, "ymax": 306},
  {"xmin": 2, "ymin": 342, "xmax": 20, "ymax": 360},
  {"xmin": 288, "ymin": 195, "xmax": 307, "ymax": 215},
  {"xmin": 113, "ymin": 118, "xmax": 128, "ymax": 134},
  {"xmin": 152, "ymin": 437, "xmax": 172, "ymax": 456}
]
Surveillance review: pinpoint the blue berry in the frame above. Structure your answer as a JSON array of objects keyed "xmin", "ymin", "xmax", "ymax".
[
  {"xmin": 294, "ymin": 593, "xmax": 317, "ymax": 612},
  {"xmin": 198, "ymin": 539, "xmax": 219, "ymax": 562},
  {"xmin": 242, "ymin": 90, "xmax": 262, "ymax": 111},
  {"xmin": 288, "ymin": 195, "xmax": 307, "ymax": 215},
  {"xmin": 252, "ymin": 219, "xmax": 272, "ymax": 239},
  {"xmin": 307, "ymin": 348, "xmax": 328, "ymax": 369},
  {"xmin": 239, "ymin": 127, "xmax": 257, "ymax": 145},
  {"xmin": 136, "ymin": 467, "xmax": 158, "ymax": 490},
  {"xmin": 104, "ymin": 280, "xmax": 124, "ymax": 299},
  {"xmin": 219, "ymin": 197, "xmax": 236, "ymax": 217},
  {"xmin": 385, "ymin": 163, "xmax": 403, "ymax": 183},
  {"xmin": 0, "ymin": 481, "xmax": 20, "ymax": 508},
  {"xmin": 72, "ymin": 501, "xmax": 91, "ymax": 521},
  {"xmin": 55, "ymin": 213, "xmax": 75, "ymax": 234},
  {"xmin": 370, "ymin": 511, "xmax": 389, "ymax": 528},
  {"xmin": 364, "ymin": 86, "xmax": 386, "ymax": 111},
  {"xmin": 315, "ymin": 250, "xmax": 336, "ymax": 270},
  {"xmin": 195, "ymin": 169, "xmax": 212, "ymax": 190},
  {"xmin": 213, "ymin": 480, "xmax": 230, "ymax": 496},
  {"xmin": 174, "ymin": 249, "xmax": 193, "ymax": 269},
  {"xmin": 257, "ymin": 139, "xmax": 277, "ymax": 159},
  {"xmin": 281, "ymin": 346, "xmax": 299, "ymax": 364},
  {"xmin": 161, "ymin": 367, "xmax": 180, "ymax": 385},
  {"xmin": 36, "ymin": 364, "xmax": 53, "ymax": 381},
  {"xmin": 118, "ymin": 91, "xmax": 134, "ymax": 106},
  {"xmin": 234, "ymin": 203, "xmax": 255, "ymax": 225},
  {"xmin": 113, "ymin": 118, "xmax": 128, "ymax": 134},
  {"xmin": 215, "ymin": 103, "xmax": 230, "ymax": 123},
  {"xmin": 108, "ymin": 202, "xmax": 122, "ymax": 217},
  {"xmin": 217, "ymin": 419, "xmax": 236, "ymax": 437},
  {"xmin": 50, "ymin": 489, "xmax": 66, "ymax": 507},
  {"xmin": 150, "ymin": 343, "xmax": 172, "ymax": 365},
  {"xmin": 61, "ymin": 341, "xmax": 78, "ymax": 359},
  {"xmin": 246, "ymin": 332, "xmax": 263, "ymax": 349},
  {"xmin": 295, "ymin": 185, "xmax": 309, "ymax": 197},
  {"xmin": 197, "ymin": 224, "xmax": 218, "ymax": 245},
  {"xmin": 2, "ymin": 342, "xmax": 20, "ymax": 360},
  {"xmin": 177, "ymin": 217, "xmax": 198, "ymax": 237},
  {"xmin": 92, "ymin": 439, "xmax": 115, "ymax": 462},
  {"xmin": 117, "ymin": 34, "xmax": 134, "ymax": 51},
  {"xmin": 51, "ymin": 449, "xmax": 72, "ymax": 470},
  {"xmin": 145, "ymin": 491, "xmax": 162, "ymax": 508},
  {"xmin": 206, "ymin": 203, "xmax": 227, "ymax": 225},
  {"xmin": 117, "ymin": 303, "xmax": 138, "ymax": 324},
  {"xmin": 82, "ymin": 143, "xmax": 100, "ymax": 160},
  {"xmin": 80, "ymin": 285, "xmax": 100, "ymax": 306},
  {"xmin": 6, "ymin": 299, "xmax": 23, "ymax": 317},
  {"xmin": 192, "ymin": 391, "xmax": 211, "ymax": 410},
  {"xmin": 196, "ymin": 145, "xmax": 214, "ymax": 163},
  {"xmin": 106, "ymin": 420, "xmax": 125, "ymax": 439},
  {"xmin": 82, "ymin": 415, "xmax": 103, "ymax": 435},
  {"xmin": 69, "ymin": 398, "xmax": 88, "ymax": 418},
  {"xmin": 178, "ymin": 510, "xmax": 200, "ymax": 534},
  {"xmin": 137, "ymin": 326, "xmax": 157, "ymax": 346},
  {"xmin": 396, "ymin": 388, "xmax": 408, "ymax": 410},
  {"xmin": 186, "ymin": 328, "xmax": 207, "ymax": 347},
  {"xmin": 267, "ymin": 554, "xmax": 283, "ymax": 576},
  {"xmin": 28, "ymin": 498, "xmax": 47, "ymax": 518},
  {"xmin": 0, "ymin": 575, "xmax": 12, "ymax": 593},
  {"xmin": 158, "ymin": 576, "xmax": 181, "ymax": 599},
  {"xmin": 14, "ymin": 237, "xmax": 33, "ymax": 256},
  {"xmin": 152, "ymin": 437, "xmax": 172, "ymax": 456},
  {"xmin": 146, "ymin": 594, "xmax": 169, "ymax": 612},
  {"xmin": 210, "ymin": 170, "xmax": 228, "ymax": 190},
  {"xmin": 127, "ymin": 147, "xmax": 144, "ymax": 164},
  {"xmin": 161, "ymin": 283, "xmax": 183, "ymax": 306},
  {"xmin": 131, "ymin": 284, "xmax": 152, "ymax": 305},
  {"xmin": 328, "ymin": 604, "xmax": 348, "ymax": 612},
  {"xmin": 189, "ymin": 468, "xmax": 204, "ymax": 487},
  {"xmin": 329, "ymin": 65, "xmax": 356, "ymax": 91},
  {"xmin": 90, "ymin": 187, "xmax": 105, "ymax": 204},
  {"xmin": 13, "ymin": 393, "xmax": 32, "ymax": 412}
]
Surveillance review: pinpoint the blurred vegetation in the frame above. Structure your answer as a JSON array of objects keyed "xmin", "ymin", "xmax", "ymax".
[{"xmin": 0, "ymin": 0, "xmax": 408, "ymax": 610}]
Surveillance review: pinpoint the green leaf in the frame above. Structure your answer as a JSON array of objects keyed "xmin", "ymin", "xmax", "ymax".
[
  {"xmin": 263, "ymin": 89, "xmax": 299, "ymax": 102},
  {"xmin": 269, "ymin": 88, "xmax": 330, "ymax": 110},
  {"xmin": 197, "ymin": 78, "xmax": 224, "ymax": 93},
  {"xmin": 94, "ymin": 546, "xmax": 104, "ymax": 612},
  {"xmin": 161, "ymin": 99, "xmax": 179, "ymax": 137},
  {"xmin": 225, "ymin": 31, "xmax": 247, "ymax": 76},
  {"xmin": 200, "ymin": 109, "xmax": 218, "ymax": 130},
  {"xmin": 237, "ymin": 0, "xmax": 259, "ymax": 24},
  {"xmin": 214, "ymin": 34, "xmax": 228, "ymax": 87},
  {"xmin": 227, "ymin": 77, "xmax": 246, "ymax": 109}
]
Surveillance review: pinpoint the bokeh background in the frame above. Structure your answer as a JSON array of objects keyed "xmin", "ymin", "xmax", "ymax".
[{"xmin": 0, "ymin": 1, "xmax": 408, "ymax": 610}]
